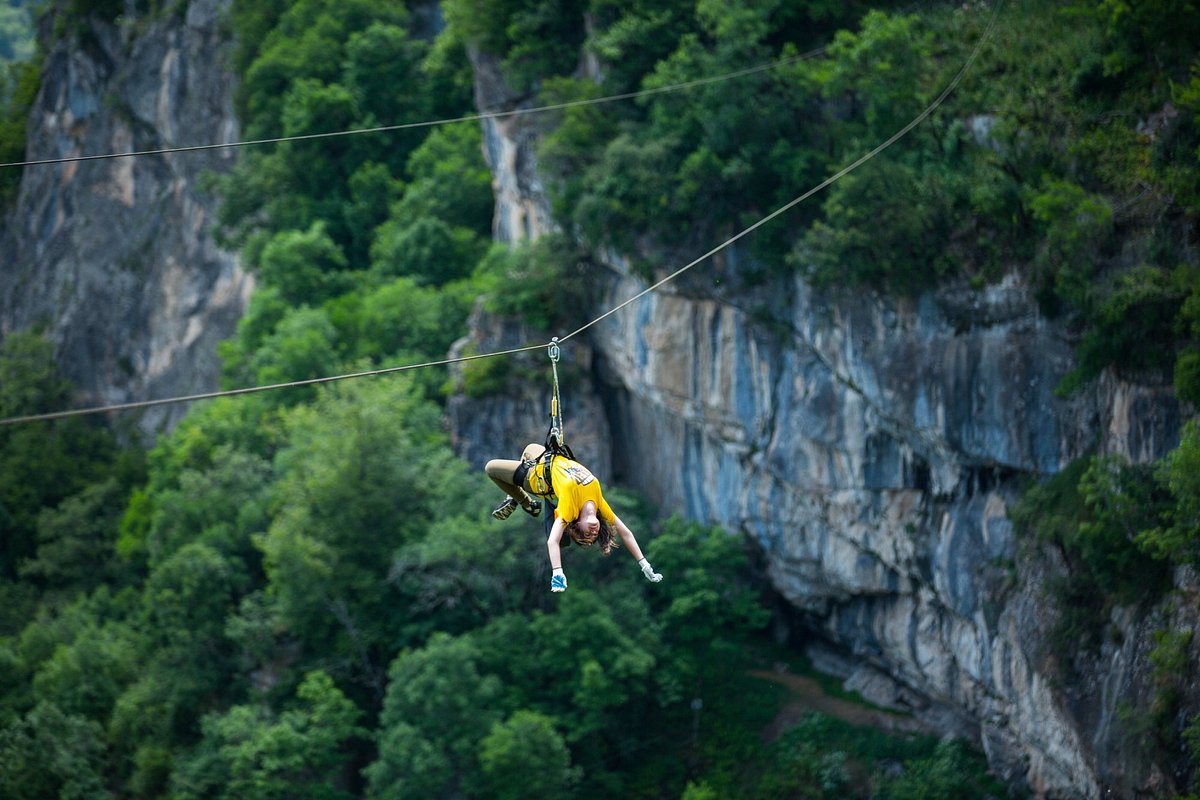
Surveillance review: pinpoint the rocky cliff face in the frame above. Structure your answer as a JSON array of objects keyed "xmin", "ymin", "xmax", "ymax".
[
  {"xmin": 459, "ymin": 52, "xmax": 1190, "ymax": 798},
  {"xmin": 0, "ymin": 0, "xmax": 249, "ymax": 435}
]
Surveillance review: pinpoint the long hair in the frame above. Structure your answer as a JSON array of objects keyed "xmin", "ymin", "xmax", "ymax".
[{"xmin": 568, "ymin": 518, "xmax": 618, "ymax": 555}]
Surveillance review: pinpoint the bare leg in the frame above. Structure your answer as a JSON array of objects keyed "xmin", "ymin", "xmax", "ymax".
[{"xmin": 485, "ymin": 458, "xmax": 525, "ymax": 499}]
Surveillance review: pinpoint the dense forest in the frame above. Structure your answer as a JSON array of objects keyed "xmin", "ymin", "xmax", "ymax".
[{"xmin": 1, "ymin": 0, "xmax": 1198, "ymax": 797}]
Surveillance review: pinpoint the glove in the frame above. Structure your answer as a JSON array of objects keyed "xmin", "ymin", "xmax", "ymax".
[
  {"xmin": 639, "ymin": 558, "xmax": 662, "ymax": 583},
  {"xmin": 550, "ymin": 571, "xmax": 568, "ymax": 592}
]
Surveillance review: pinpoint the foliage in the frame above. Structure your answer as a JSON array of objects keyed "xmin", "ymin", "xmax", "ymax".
[
  {"xmin": 1010, "ymin": 453, "xmax": 1173, "ymax": 669},
  {"xmin": 441, "ymin": 0, "xmax": 587, "ymax": 91},
  {"xmin": 1074, "ymin": 456, "xmax": 1172, "ymax": 599},
  {"xmin": 477, "ymin": 710, "xmax": 580, "ymax": 800},
  {"xmin": 1058, "ymin": 264, "xmax": 1196, "ymax": 395},
  {"xmin": 172, "ymin": 670, "xmax": 364, "ymax": 800},
  {"xmin": 1137, "ymin": 421, "xmax": 1200, "ymax": 565},
  {"xmin": 1084, "ymin": 0, "xmax": 1200, "ymax": 81},
  {"xmin": 19, "ymin": 479, "xmax": 131, "ymax": 597},
  {"xmin": 257, "ymin": 222, "xmax": 353, "ymax": 307},
  {"xmin": 0, "ymin": 332, "xmax": 133, "ymax": 622},
  {"xmin": 1026, "ymin": 178, "xmax": 1113, "ymax": 312},
  {"xmin": 0, "ymin": 701, "xmax": 112, "ymax": 800},
  {"xmin": 1008, "ymin": 455, "xmax": 1091, "ymax": 548},
  {"xmin": 257, "ymin": 377, "xmax": 462, "ymax": 675},
  {"xmin": 365, "ymin": 632, "xmax": 503, "ymax": 799},
  {"xmin": 873, "ymin": 738, "xmax": 1007, "ymax": 799},
  {"xmin": 1186, "ymin": 713, "xmax": 1200, "ymax": 765},
  {"xmin": 477, "ymin": 234, "xmax": 592, "ymax": 332}
]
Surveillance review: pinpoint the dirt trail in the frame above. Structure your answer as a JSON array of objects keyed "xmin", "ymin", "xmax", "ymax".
[{"xmin": 749, "ymin": 670, "xmax": 932, "ymax": 741}]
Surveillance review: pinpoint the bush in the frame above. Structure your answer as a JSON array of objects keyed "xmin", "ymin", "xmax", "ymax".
[
  {"xmin": 477, "ymin": 235, "xmax": 590, "ymax": 332},
  {"xmin": 1058, "ymin": 264, "xmax": 1193, "ymax": 395}
]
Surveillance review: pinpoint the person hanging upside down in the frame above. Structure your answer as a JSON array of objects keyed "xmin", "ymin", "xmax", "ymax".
[{"xmin": 485, "ymin": 443, "xmax": 663, "ymax": 593}]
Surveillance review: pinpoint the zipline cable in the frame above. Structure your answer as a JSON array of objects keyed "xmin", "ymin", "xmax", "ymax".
[
  {"xmin": 0, "ymin": 48, "xmax": 825, "ymax": 170},
  {"xmin": 0, "ymin": 3, "xmax": 1000, "ymax": 427},
  {"xmin": 0, "ymin": 345, "xmax": 543, "ymax": 426}
]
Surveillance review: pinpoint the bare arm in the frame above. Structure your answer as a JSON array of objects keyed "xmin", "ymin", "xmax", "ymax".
[
  {"xmin": 612, "ymin": 515, "xmax": 645, "ymax": 562},
  {"xmin": 546, "ymin": 516, "xmax": 570, "ymax": 592},
  {"xmin": 614, "ymin": 515, "xmax": 663, "ymax": 584},
  {"xmin": 547, "ymin": 516, "xmax": 566, "ymax": 570}
]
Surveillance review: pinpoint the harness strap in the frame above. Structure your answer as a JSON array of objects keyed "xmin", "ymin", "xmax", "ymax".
[{"xmin": 547, "ymin": 338, "xmax": 564, "ymax": 452}]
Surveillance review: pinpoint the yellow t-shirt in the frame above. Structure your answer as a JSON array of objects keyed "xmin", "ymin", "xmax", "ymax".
[{"xmin": 541, "ymin": 457, "xmax": 615, "ymax": 524}]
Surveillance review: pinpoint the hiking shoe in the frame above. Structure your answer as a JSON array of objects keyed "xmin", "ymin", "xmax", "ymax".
[
  {"xmin": 491, "ymin": 497, "xmax": 517, "ymax": 520},
  {"xmin": 521, "ymin": 498, "xmax": 542, "ymax": 518}
]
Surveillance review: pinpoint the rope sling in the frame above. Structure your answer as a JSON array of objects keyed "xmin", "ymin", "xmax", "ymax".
[{"xmin": 537, "ymin": 337, "xmax": 577, "ymax": 537}]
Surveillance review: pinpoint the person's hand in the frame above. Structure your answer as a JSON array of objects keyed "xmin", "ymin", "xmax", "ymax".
[
  {"xmin": 550, "ymin": 572, "xmax": 568, "ymax": 592},
  {"xmin": 639, "ymin": 558, "xmax": 662, "ymax": 583}
]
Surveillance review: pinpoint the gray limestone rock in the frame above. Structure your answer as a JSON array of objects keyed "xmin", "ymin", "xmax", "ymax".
[{"xmin": 0, "ymin": 0, "xmax": 250, "ymax": 436}]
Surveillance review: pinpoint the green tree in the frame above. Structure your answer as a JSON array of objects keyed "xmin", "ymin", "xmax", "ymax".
[
  {"xmin": 343, "ymin": 21, "xmax": 430, "ymax": 159},
  {"xmin": 369, "ymin": 216, "xmax": 484, "ymax": 286},
  {"xmin": 172, "ymin": 670, "xmax": 363, "ymax": 800},
  {"xmin": 0, "ymin": 2, "xmax": 34, "ymax": 64},
  {"xmin": 342, "ymin": 161, "xmax": 405, "ymax": 268},
  {"xmin": 822, "ymin": 10, "xmax": 930, "ymax": 139},
  {"xmin": 30, "ymin": 618, "xmax": 137, "ymax": 721},
  {"xmin": 106, "ymin": 541, "xmax": 247, "ymax": 768},
  {"xmin": 257, "ymin": 223, "xmax": 353, "ymax": 307},
  {"xmin": 0, "ymin": 701, "xmax": 112, "ymax": 800},
  {"xmin": 875, "ymin": 739, "xmax": 1005, "ymax": 799},
  {"xmin": 478, "ymin": 710, "xmax": 579, "ymax": 800},
  {"xmin": 364, "ymin": 722, "xmax": 451, "ymax": 800},
  {"xmin": 257, "ymin": 378, "xmax": 467, "ymax": 681},
  {"xmin": 0, "ymin": 332, "xmax": 119, "ymax": 603},
  {"xmin": 137, "ymin": 444, "xmax": 271, "ymax": 570},
  {"xmin": 1027, "ymin": 178, "xmax": 1114, "ymax": 312},
  {"xmin": 237, "ymin": 0, "xmax": 404, "ymax": 135},
  {"xmin": 387, "ymin": 499, "xmax": 541, "ymax": 642},
  {"xmin": 20, "ymin": 478, "xmax": 128, "ymax": 598},
  {"xmin": 1137, "ymin": 421, "xmax": 1200, "ymax": 565},
  {"xmin": 442, "ymin": 0, "xmax": 587, "ymax": 90},
  {"xmin": 1087, "ymin": 0, "xmax": 1200, "ymax": 80},
  {"xmin": 248, "ymin": 306, "xmax": 340, "ymax": 398},
  {"xmin": 365, "ymin": 632, "xmax": 503, "ymax": 799},
  {"xmin": 645, "ymin": 518, "xmax": 769, "ymax": 672},
  {"xmin": 1058, "ymin": 264, "xmax": 1193, "ymax": 394},
  {"xmin": 376, "ymin": 123, "xmax": 494, "ymax": 259},
  {"xmin": 476, "ymin": 234, "xmax": 590, "ymax": 331},
  {"xmin": 334, "ymin": 277, "xmax": 469, "ymax": 365},
  {"xmin": 1073, "ymin": 456, "xmax": 1172, "ymax": 598}
]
